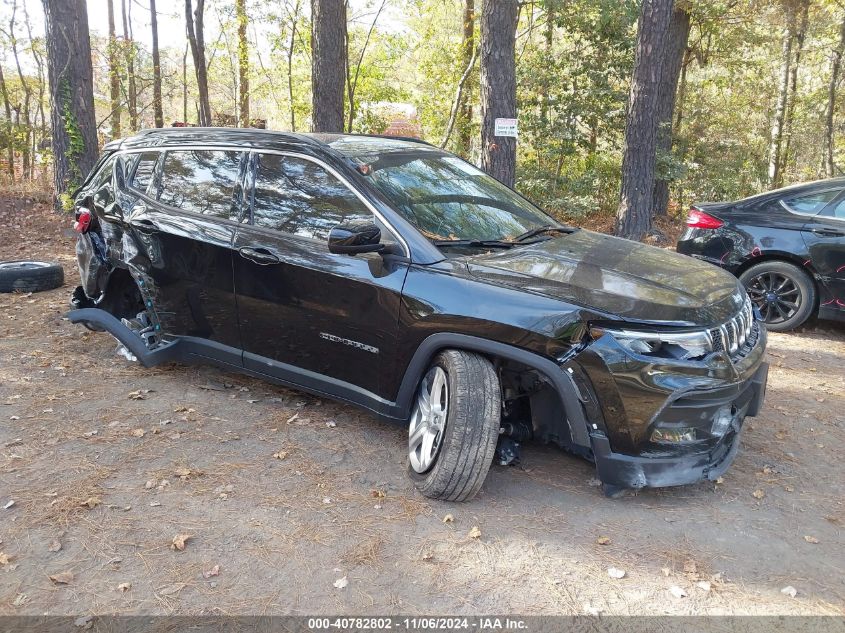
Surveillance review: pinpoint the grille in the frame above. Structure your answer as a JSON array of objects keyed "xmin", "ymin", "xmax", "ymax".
[{"xmin": 710, "ymin": 295, "xmax": 756, "ymax": 359}]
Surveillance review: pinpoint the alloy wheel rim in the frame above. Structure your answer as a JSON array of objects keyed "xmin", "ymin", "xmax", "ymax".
[
  {"xmin": 747, "ymin": 272, "xmax": 801, "ymax": 324},
  {"xmin": 408, "ymin": 366, "xmax": 449, "ymax": 473}
]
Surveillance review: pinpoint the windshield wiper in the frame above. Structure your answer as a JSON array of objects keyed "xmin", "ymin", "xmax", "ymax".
[
  {"xmin": 433, "ymin": 239, "xmax": 515, "ymax": 249},
  {"xmin": 511, "ymin": 225, "xmax": 569, "ymax": 243}
]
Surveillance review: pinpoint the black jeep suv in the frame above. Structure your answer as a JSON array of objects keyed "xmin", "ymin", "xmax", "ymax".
[{"xmin": 69, "ymin": 128, "xmax": 768, "ymax": 501}]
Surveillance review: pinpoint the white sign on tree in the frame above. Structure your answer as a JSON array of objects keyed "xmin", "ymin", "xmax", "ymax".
[{"xmin": 494, "ymin": 118, "xmax": 518, "ymax": 138}]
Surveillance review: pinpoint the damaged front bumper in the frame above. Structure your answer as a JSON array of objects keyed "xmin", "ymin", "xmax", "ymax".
[{"xmin": 576, "ymin": 322, "xmax": 769, "ymax": 490}]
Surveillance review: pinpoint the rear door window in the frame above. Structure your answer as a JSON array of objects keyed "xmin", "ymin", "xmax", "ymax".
[{"xmin": 158, "ymin": 150, "xmax": 244, "ymax": 220}]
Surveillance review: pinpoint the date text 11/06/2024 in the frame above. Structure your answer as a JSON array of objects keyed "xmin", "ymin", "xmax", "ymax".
[{"xmin": 307, "ymin": 617, "xmax": 528, "ymax": 630}]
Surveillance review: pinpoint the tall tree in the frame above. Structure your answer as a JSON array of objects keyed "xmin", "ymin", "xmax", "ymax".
[
  {"xmin": 0, "ymin": 62, "xmax": 14, "ymax": 180},
  {"xmin": 23, "ymin": 0, "xmax": 47, "ymax": 166},
  {"xmin": 150, "ymin": 0, "xmax": 164, "ymax": 127},
  {"xmin": 42, "ymin": 0, "xmax": 99, "ymax": 209},
  {"xmin": 286, "ymin": 0, "xmax": 302, "ymax": 131},
  {"xmin": 311, "ymin": 0, "xmax": 347, "ymax": 132},
  {"xmin": 9, "ymin": 0, "xmax": 33, "ymax": 176},
  {"xmin": 121, "ymin": 0, "xmax": 138, "ymax": 131},
  {"xmin": 236, "ymin": 0, "xmax": 249, "ymax": 126},
  {"xmin": 186, "ymin": 0, "xmax": 211, "ymax": 126},
  {"xmin": 824, "ymin": 11, "xmax": 845, "ymax": 177},
  {"xmin": 107, "ymin": 0, "xmax": 122, "ymax": 138},
  {"xmin": 346, "ymin": 0, "xmax": 387, "ymax": 132},
  {"xmin": 768, "ymin": 1, "xmax": 800, "ymax": 188},
  {"xmin": 780, "ymin": 0, "xmax": 810, "ymax": 181},
  {"xmin": 652, "ymin": 4, "xmax": 691, "ymax": 217},
  {"xmin": 480, "ymin": 0, "xmax": 518, "ymax": 187},
  {"xmin": 615, "ymin": 0, "xmax": 674, "ymax": 240},
  {"xmin": 456, "ymin": 0, "xmax": 475, "ymax": 154}
]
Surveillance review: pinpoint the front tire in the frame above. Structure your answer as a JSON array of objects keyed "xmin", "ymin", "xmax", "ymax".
[
  {"xmin": 407, "ymin": 350, "xmax": 501, "ymax": 502},
  {"xmin": 739, "ymin": 260, "xmax": 815, "ymax": 332}
]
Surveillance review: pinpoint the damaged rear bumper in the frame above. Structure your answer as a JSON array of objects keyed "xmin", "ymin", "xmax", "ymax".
[
  {"xmin": 591, "ymin": 361, "xmax": 769, "ymax": 489},
  {"xmin": 67, "ymin": 308, "xmax": 182, "ymax": 368}
]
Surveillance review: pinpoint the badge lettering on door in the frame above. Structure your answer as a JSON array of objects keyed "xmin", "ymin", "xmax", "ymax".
[{"xmin": 320, "ymin": 332, "xmax": 380, "ymax": 354}]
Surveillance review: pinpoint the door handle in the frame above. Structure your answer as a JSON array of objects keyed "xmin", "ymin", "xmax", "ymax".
[
  {"xmin": 811, "ymin": 228, "xmax": 845, "ymax": 237},
  {"xmin": 238, "ymin": 246, "xmax": 280, "ymax": 265}
]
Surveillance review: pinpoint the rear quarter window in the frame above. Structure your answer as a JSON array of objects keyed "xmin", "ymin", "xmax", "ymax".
[{"xmin": 129, "ymin": 152, "xmax": 161, "ymax": 193}]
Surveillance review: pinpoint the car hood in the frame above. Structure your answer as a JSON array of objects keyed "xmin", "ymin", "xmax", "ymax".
[{"xmin": 466, "ymin": 229, "xmax": 745, "ymax": 327}]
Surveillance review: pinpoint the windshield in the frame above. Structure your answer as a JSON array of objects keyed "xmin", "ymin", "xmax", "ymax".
[{"xmin": 342, "ymin": 146, "xmax": 563, "ymax": 242}]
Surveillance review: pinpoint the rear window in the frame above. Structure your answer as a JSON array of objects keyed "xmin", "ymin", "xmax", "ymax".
[
  {"xmin": 780, "ymin": 189, "xmax": 841, "ymax": 216},
  {"xmin": 158, "ymin": 150, "xmax": 243, "ymax": 219}
]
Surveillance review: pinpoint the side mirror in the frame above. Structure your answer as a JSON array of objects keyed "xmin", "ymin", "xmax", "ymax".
[{"xmin": 328, "ymin": 220, "xmax": 385, "ymax": 255}]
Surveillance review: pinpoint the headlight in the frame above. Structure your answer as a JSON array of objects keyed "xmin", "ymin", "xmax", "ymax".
[{"xmin": 590, "ymin": 326, "xmax": 713, "ymax": 361}]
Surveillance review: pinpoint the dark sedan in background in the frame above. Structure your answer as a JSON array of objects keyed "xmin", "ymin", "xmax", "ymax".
[{"xmin": 677, "ymin": 178, "xmax": 845, "ymax": 331}]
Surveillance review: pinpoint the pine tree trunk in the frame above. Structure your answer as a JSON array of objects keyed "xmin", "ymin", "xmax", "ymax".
[
  {"xmin": 150, "ymin": 0, "xmax": 164, "ymax": 127},
  {"xmin": 287, "ymin": 0, "xmax": 301, "ymax": 132},
  {"xmin": 457, "ymin": 0, "xmax": 475, "ymax": 155},
  {"xmin": 824, "ymin": 13, "xmax": 845, "ymax": 177},
  {"xmin": 186, "ymin": 0, "xmax": 211, "ymax": 126},
  {"xmin": 22, "ymin": 0, "xmax": 47, "ymax": 165},
  {"xmin": 121, "ymin": 0, "xmax": 138, "ymax": 131},
  {"xmin": 311, "ymin": 0, "xmax": 347, "ymax": 132},
  {"xmin": 42, "ymin": 0, "xmax": 99, "ymax": 210},
  {"xmin": 236, "ymin": 0, "xmax": 249, "ymax": 126},
  {"xmin": 615, "ymin": 0, "xmax": 674, "ymax": 240},
  {"xmin": 107, "ymin": 0, "xmax": 122, "ymax": 138},
  {"xmin": 652, "ymin": 5, "xmax": 690, "ymax": 217},
  {"xmin": 480, "ymin": 0, "xmax": 518, "ymax": 188}
]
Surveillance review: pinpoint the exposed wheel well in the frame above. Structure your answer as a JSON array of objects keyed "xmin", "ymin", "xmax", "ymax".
[{"xmin": 99, "ymin": 268, "xmax": 145, "ymax": 321}]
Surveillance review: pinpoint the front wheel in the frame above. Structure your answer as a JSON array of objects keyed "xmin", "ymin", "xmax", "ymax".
[
  {"xmin": 407, "ymin": 350, "xmax": 501, "ymax": 502},
  {"xmin": 739, "ymin": 260, "xmax": 816, "ymax": 332}
]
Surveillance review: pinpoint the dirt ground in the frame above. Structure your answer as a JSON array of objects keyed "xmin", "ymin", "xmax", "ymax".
[{"xmin": 0, "ymin": 197, "xmax": 843, "ymax": 616}]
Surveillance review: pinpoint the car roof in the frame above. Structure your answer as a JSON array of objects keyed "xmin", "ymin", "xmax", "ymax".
[
  {"xmin": 112, "ymin": 127, "xmax": 434, "ymax": 155},
  {"xmin": 737, "ymin": 176, "xmax": 845, "ymax": 206}
]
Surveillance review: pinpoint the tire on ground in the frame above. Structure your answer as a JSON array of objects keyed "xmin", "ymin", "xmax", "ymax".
[
  {"xmin": 739, "ymin": 260, "xmax": 815, "ymax": 332},
  {"xmin": 408, "ymin": 349, "xmax": 501, "ymax": 502},
  {"xmin": 0, "ymin": 261, "xmax": 64, "ymax": 293}
]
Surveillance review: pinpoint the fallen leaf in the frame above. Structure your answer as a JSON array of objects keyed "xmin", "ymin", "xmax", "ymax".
[
  {"xmin": 421, "ymin": 552, "xmax": 434, "ymax": 561},
  {"xmin": 81, "ymin": 497, "xmax": 101, "ymax": 509},
  {"xmin": 442, "ymin": 514, "xmax": 454, "ymax": 523},
  {"xmin": 48, "ymin": 539, "xmax": 62, "ymax": 553},
  {"xmin": 683, "ymin": 560, "xmax": 698, "ymax": 575},
  {"xmin": 49, "ymin": 570, "xmax": 74, "ymax": 584},
  {"xmin": 272, "ymin": 450, "xmax": 288, "ymax": 460},
  {"xmin": 781, "ymin": 585, "xmax": 797, "ymax": 598},
  {"xmin": 117, "ymin": 582, "xmax": 131, "ymax": 592},
  {"xmin": 203, "ymin": 565, "xmax": 220, "ymax": 579},
  {"xmin": 661, "ymin": 567, "xmax": 671, "ymax": 577},
  {"xmin": 0, "ymin": 552, "xmax": 11, "ymax": 565},
  {"xmin": 12, "ymin": 593, "xmax": 29, "ymax": 606},
  {"xmin": 752, "ymin": 489, "xmax": 765, "ymax": 499},
  {"xmin": 803, "ymin": 535, "xmax": 819, "ymax": 544},
  {"xmin": 468, "ymin": 526, "xmax": 482, "ymax": 539},
  {"xmin": 669, "ymin": 585, "xmax": 688, "ymax": 598},
  {"xmin": 325, "ymin": 420, "xmax": 336, "ymax": 428},
  {"xmin": 128, "ymin": 389, "xmax": 152, "ymax": 400},
  {"xmin": 696, "ymin": 581, "xmax": 712, "ymax": 592},
  {"xmin": 174, "ymin": 467, "xmax": 192, "ymax": 479},
  {"xmin": 371, "ymin": 489, "xmax": 386, "ymax": 498},
  {"xmin": 158, "ymin": 582, "xmax": 185, "ymax": 596},
  {"xmin": 333, "ymin": 575, "xmax": 348, "ymax": 589},
  {"xmin": 596, "ymin": 536, "xmax": 611, "ymax": 545},
  {"xmin": 171, "ymin": 534, "xmax": 192, "ymax": 551},
  {"xmin": 130, "ymin": 428, "xmax": 146, "ymax": 438},
  {"xmin": 607, "ymin": 567, "xmax": 626, "ymax": 579}
]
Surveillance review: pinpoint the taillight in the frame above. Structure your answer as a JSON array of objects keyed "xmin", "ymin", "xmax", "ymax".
[
  {"xmin": 686, "ymin": 208, "xmax": 723, "ymax": 229},
  {"xmin": 74, "ymin": 208, "xmax": 92, "ymax": 234}
]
